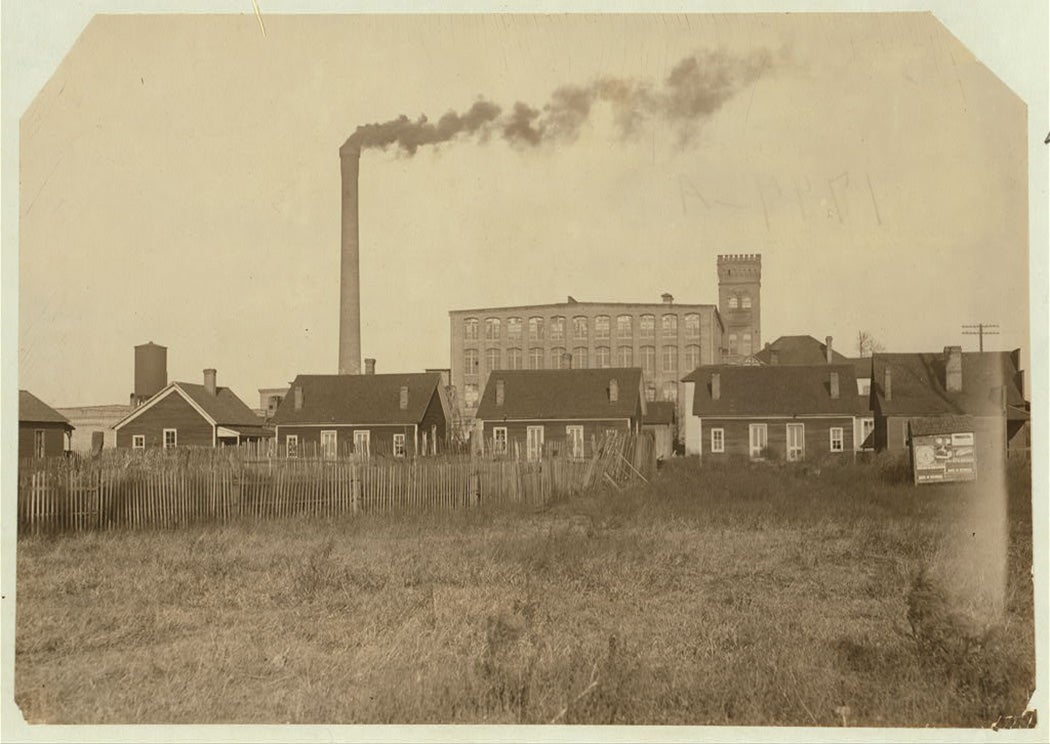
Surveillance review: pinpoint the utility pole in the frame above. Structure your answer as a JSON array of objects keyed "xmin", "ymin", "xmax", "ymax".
[{"xmin": 961, "ymin": 323, "xmax": 999, "ymax": 352}]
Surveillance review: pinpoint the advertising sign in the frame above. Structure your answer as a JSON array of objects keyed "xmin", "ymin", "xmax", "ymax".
[{"xmin": 911, "ymin": 431, "xmax": 977, "ymax": 484}]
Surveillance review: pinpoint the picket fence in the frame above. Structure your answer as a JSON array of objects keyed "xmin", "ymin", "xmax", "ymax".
[{"xmin": 17, "ymin": 433, "xmax": 656, "ymax": 535}]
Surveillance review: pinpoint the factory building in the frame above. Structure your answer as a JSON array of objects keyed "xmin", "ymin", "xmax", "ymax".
[{"xmin": 717, "ymin": 254, "xmax": 762, "ymax": 364}]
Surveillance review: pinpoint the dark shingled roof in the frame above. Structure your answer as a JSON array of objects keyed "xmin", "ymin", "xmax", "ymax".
[
  {"xmin": 19, "ymin": 390, "xmax": 74, "ymax": 428},
  {"xmin": 752, "ymin": 335, "xmax": 851, "ymax": 366},
  {"xmin": 871, "ymin": 351, "xmax": 1025, "ymax": 417},
  {"xmin": 683, "ymin": 364, "xmax": 863, "ymax": 416},
  {"xmin": 272, "ymin": 373, "xmax": 442, "ymax": 425},
  {"xmin": 475, "ymin": 368, "xmax": 643, "ymax": 421},
  {"xmin": 643, "ymin": 401, "xmax": 676, "ymax": 425},
  {"xmin": 176, "ymin": 383, "xmax": 268, "ymax": 427}
]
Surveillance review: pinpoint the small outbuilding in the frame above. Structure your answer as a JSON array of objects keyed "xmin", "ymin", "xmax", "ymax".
[{"xmin": 19, "ymin": 390, "xmax": 75, "ymax": 459}]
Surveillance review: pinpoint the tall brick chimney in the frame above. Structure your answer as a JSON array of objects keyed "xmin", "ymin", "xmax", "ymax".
[
  {"xmin": 884, "ymin": 367, "xmax": 892, "ymax": 401},
  {"xmin": 399, "ymin": 385, "xmax": 409, "ymax": 410},
  {"xmin": 495, "ymin": 379, "xmax": 505, "ymax": 406},
  {"xmin": 364, "ymin": 358, "xmax": 376, "ymax": 375},
  {"xmin": 338, "ymin": 141, "xmax": 362, "ymax": 375},
  {"xmin": 944, "ymin": 346, "xmax": 963, "ymax": 392},
  {"xmin": 203, "ymin": 368, "xmax": 217, "ymax": 396},
  {"xmin": 711, "ymin": 372, "xmax": 721, "ymax": 401},
  {"xmin": 825, "ymin": 336, "xmax": 834, "ymax": 364},
  {"xmin": 609, "ymin": 378, "xmax": 619, "ymax": 402},
  {"xmin": 830, "ymin": 371, "xmax": 840, "ymax": 399}
]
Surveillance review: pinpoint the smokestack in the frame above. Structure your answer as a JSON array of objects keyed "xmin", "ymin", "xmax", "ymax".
[
  {"xmin": 339, "ymin": 142, "xmax": 362, "ymax": 375},
  {"xmin": 711, "ymin": 372, "xmax": 721, "ymax": 400},
  {"xmin": 365, "ymin": 358, "xmax": 376, "ymax": 375},
  {"xmin": 825, "ymin": 336, "xmax": 834, "ymax": 364},
  {"xmin": 944, "ymin": 345, "xmax": 963, "ymax": 392},
  {"xmin": 203, "ymin": 368, "xmax": 217, "ymax": 396},
  {"xmin": 884, "ymin": 367, "xmax": 892, "ymax": 402},
  {"xmin": 495, "ymin": 379, "xmax": 505, "ymax": 406},
  {"xmin": 829, "ymin": 371, "xmax": 840, "ymax": 399}
]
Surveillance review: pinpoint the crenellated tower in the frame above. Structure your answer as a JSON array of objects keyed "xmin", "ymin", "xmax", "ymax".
[{"xmin": 717, "ymin": 254, "xmax": 762, "ymax": 363}]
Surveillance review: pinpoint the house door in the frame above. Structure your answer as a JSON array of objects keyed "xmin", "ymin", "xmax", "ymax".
[
  {"xmin": 786, "ymin": 423, "xmax": 805, "ymax": 461},
  {"xmin": 526, "ymin": 426, "xmax": 544, "ymax": 461},
  {"xmin": 748, "ymin": 424, "xmax": 768, "ymax": 459}
]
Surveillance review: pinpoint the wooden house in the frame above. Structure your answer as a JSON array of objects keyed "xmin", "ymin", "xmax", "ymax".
[
  {"xmin": 272, "ymin": 372, "xmax": 451, "ymax": 458},
  {"xmin": 473, "ymin": 368, "xmax": 645, "ymax": 460},
  {"xmin": 19, "ymin": 390, "xmax": 75, "ymax": 459},
  {"xmin": 681, "ymin": 364, "xmax": 863, "ymax": 461},
  {"xmin": 112, "ymin": 369, "xmax": 270, "ymax": 449}
]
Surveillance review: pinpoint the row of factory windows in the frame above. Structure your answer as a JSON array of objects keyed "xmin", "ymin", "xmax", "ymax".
[
  {"xmin": 463, "ymin": 313, "xmax": 703, "ymax": 343},
  {"xmin": 726, "ymin": 294, "xmax": 753, "ymax": 310},
  {"xmin": 463, "ymin": 380, "xmax": 680, "ymax": 409},
  {"xmin": 463, "ymin": 345, "xmax": 700, "ymax": 377}
]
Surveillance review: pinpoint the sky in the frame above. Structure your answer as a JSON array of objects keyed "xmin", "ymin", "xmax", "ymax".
[{"xmin": 10, "ymin": 11, "xmax": 1040, "ymax": 411}]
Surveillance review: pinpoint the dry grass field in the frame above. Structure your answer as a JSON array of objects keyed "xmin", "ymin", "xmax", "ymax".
[{"xmin": 15, "ymin": 457, "xmax": 1034, "ymax": 726}]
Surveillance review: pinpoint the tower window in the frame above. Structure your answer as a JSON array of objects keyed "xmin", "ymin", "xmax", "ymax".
[{"xmin": 742, "ymin": 295, "xmax": 752, "ymax": 309}]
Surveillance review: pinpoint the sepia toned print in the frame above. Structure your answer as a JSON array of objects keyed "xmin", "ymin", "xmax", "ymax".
[{"xmin": 11, "ymin": 12, "xmax": 1037, "ymax": 731}]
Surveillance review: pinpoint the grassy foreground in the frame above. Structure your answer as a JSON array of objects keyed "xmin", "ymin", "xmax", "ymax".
[{"xmin": 15, "ymin": 458, "xmax": 1034, "ymax": 726}]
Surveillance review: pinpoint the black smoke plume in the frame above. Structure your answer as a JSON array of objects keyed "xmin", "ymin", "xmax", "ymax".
[{"xmin": 343, "ymin": 49, "xmax": 773, "ymax": 154}]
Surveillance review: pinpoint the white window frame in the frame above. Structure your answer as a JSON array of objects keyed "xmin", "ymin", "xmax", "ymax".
[
  {"xmin": 830, "ymin": 427, "xmax": 844, "ymax": 453},
  {"xmin": 684, "ymin": 313, "xmax": 701, "ymax": 339},
  {"xmin": 861, "ymin": 418, "xmax": 875, "ymax": 447},
  {"xmin": 163, "ymin": 428, "xmax": 177, "ymax": 449},
  {"xmin": 594, "ymin": 315, "xmax": 611, "ymax": 340},
  {"xmin": 464, "ymin": 349, "xmax": 479, "ymax": 377},
  {"xmin": 286, "ymin": 434, "xmax": 299, "ymax": 458},
  {"xmin": 393, "ymin": 433, "xmax": 406, "ymax": 458},
  {"xmin": 566, "ymin": 425, "xmax": 585, "ymax": 459},
  {"xmin": 493, "ymin": 427, "xmax": 508, "ymax": 455},
  {"xmin": 595, "ymin": 346, "xmax": 611, "ymax": 368},
  {"xmin": 528, "ymin": 347, "xmax": 544, "ymax": 369},
  {"xmin": 132, "ymin": 434, "xmax": 146, "ymax": 450},
  {"xmin": 711, "ymin": 428, "xmax": 725, "ymax": 453},
  {"xmin": 526, "ymin": 425, "xmax": 544, "ymax": 461},
  {"xmin": 464, "ymin": 317, "xmax": 479, "ymax": 340},
  {"xmin": 662, "ymin": 345, "xmax": 678, "ymax": 373},
  {"xmin": 748, "ymin": 423, "xmax": 767, "ymax": 459},
  {"xmin": 786, "ymin": 423, "xmax": 805, "ymax": 462},
  {"xmin": 353, "ymin": 430, "xmax": 371, "ymax": 457},
  {"xmin": 321, "ymin": 430, "xmax": 338, "ymax": 460}
]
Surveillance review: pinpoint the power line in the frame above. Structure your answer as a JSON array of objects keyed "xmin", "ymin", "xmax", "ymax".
[{"xmin": 961, "ymin": 323, "xmax": 999, "ymax": 352}]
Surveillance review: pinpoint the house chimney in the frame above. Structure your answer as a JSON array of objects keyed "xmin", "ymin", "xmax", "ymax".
[
  {"xmin": 399, "ymin": 385, "xmax": 409, "ymax": 410},
  {"xmin": 203, "ymin": 368, "xmax": 217, "ymax": 396},
  {"xmin": 294, "ymin": 385, "xmax": 303, "ymax": 411},
  {"xmin": 884, "ymin": 367, "xmax": 892, "ymax": 401},
  {"xmin": 338, "ymin": 141, "xmax": 362, "ymax": 375},
  {"xmin": 711, "ymin": 372, "xmax": 721, "ymax": 401},
  {"xmin": 495, "ymin": 379, "xmax": 505, "ymax": 406},
  {"xmin": 364, "ymin": 358, "xmax": 376, "ymax": 375},
  {"xmin": 944, "ymin": 345, "xmax": 963, "ymax": 392},
  {"xmin": 770, "ymin": 349, "xmax": 780, "ymax": 366},
  {"xmin": 609, "ymin": 378, "xmax": 619, "ymax": 402},
  {"xmin": 830, "ymin": 371, "xmax": 840, "ymax": 399},
  {"xmin": 825, "ymin": 336, "xmax": 834, "ymax": 364},
  {"xmin": 661, "ymin": 292, "xmax": 674, "ymax": 304}
]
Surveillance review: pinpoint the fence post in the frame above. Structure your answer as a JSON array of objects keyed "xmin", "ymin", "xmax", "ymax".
[{"xmin": 351, "ymin": 465, "xmax": 361, "ymax": 514}]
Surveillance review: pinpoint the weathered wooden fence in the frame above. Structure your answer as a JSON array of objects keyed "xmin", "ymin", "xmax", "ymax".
[{"xmin": 17, "ymin": 433, "xmax": 656, "ymax": 535}]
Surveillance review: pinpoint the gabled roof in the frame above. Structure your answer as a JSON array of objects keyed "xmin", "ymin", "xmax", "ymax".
[
  {"xmin": 272, "ymin": 373, "xmax": 442, "ymax": 426},
  {"xmin": 752, "ymin": 335, "xmax": 850, "ymax": 366},
  {"xmin": 871, "ymin": 350, "xmax": 1025, "ymax": 417},
  {"xmin": 19, "ymin": 390, "xmax": 74, "ymax": 428},
  {"xmin": 683, "ymin": 364, "xmax": 862, "ymax": 417},
  {"xmin": 475, "ymin": 368, "xmax": 644, "ymax": 421},
  {"xmin": 643, "ymin": 401, "xmax": 676, "ymax": 425},
  {"xmin": 113, "ymin": 382, "xmax": 265, "ymax": 430}
]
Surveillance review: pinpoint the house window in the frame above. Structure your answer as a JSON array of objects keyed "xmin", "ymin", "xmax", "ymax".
[
  {"xmin": 550, "ymin": 316, "xmax": 565, "ymax": 342},
  {"xmin": 728, "ymin": 296, "xmax": 739, "ymax": 309},
  {"xmin": 321, "ymin": 430, "xmax": 337, "ymax": 460},
  {"xmin": 163, "ymin": 428, "xmax": 177, "ymax": 449},
  {"xmin": 748, "ymin": 424, "xmax": 767, "ymax": 459},
  {"xmin": 551, "ymin": 347, "xmax": 568, "ymax": 369},
  {"xmin": 393, "ymin": 433, "xmax": 406, "ymax": 458},
  {"xmin": 572, "ymin": 347, "xmax": 589, "ymax": 369},
  {"xmin": 662, "ymin": 382, "xmax": 678, "ymax": 402},
  {"xmin": 132, "ymin": 434, "xmax": 145, "ymax": 450},
  {"xmin": 464, "ymin": 349, "xmax": 479, "ymax": 377},
  {"xmin": 464, "ymin": 383, "xmax": 479, "ymax": 408},
  {"xmin": 464, "ymin": 317, "xmax": 479, "ymax": 341},
  {"xmin": 566, "ymin": 425, "xmax": 585, "ymax": 459},
  {"xmin": 485, "ymin": 348, "xmax": 501, "ymax": 374},
  {"xmin": 640, "ymin": 346, "xmax": 656, "ymax": 375},
  {"xmin": 528, "ymin": 347, "xmax": 545, "ymax": 369},
  {"xmin": 830, "ymin": 427, "xmax": 844, "ymax": 453},
  {"xmin": 526, "ymin": 425, "xmax": 544, "ymax": 461},
  {"xmin": 786, "ymin": 423, "xmax": 805, "ymax": 461},
  {"xmin": 595, "ymin": 346, "xmax": 611, "ymax": 368},
  {"xmin": 684, "ymin": 313, "xmax": 701, "ymax": 339},
  {"xmin": 34, "ymin": 430, "xmax": 46, "ymax": 458},
  {"xmin": 572, "ymin": 316, "xmax": 588, "ymax": 341},
  {"xmin": 685, "ymin": 344, "xmax": 701, "ymax": 371},
  {"xmin": 506, "ymin": 347, "xmax": 523, "ymax": 370},
  {"xmin": 353, "ymin": 430, "xmax": 370, "ymax": 456},
  {"xmin": 662, "ymin": 314, "xmax": 678, "ymax": 338},
  {"xmin": 286, "ymin": 434, "xmax": 299, "ymax": 458},
  {"xmin": 485, "ymin": 317, "xmax": 501, "ymax": 341},
  {"xmin": 594, "ymin": 315, "xmax": 611, "ymax": 340},
  {"xmin": 528, "ymin": 317, "xmax": 544, "ymax": 341},
  {"xmin": 645, "ymin": 384, "xmax": 657, "ymax": 403},
  {"xmin": 507, "ymin": 317, "xmax": 523, "ymax": 341},
  {"xmin": 861, "ymin": 418, "xmax": 875, "ymax": 447},
  {"xmin": 741, "ymin": 294, "xmax": 752, "ymax": 309},
  {"xmin": 639, "ymin": 314, "xmax": 655, "ymax": 339},
  {"xmin": 618, "ymin": 346, "xmax": 633, "ymax": 367},
  {"xmin": 617, "ymin": 315, "xmax": 632, "ymax": 338},
  {"xmin": 493, "ymin": 427, "xmax": 508, "ymax": 455},
  {"xmin": 711, "ymin": 428, "xmax": 725, "ymax": 453},
  {"xmin": 662, "ymin": 346, "xmax": 678, "ymax": 373},
  {"xmin": 741, "ymin": 333, "xmax": 752, "ymax": 357},
  {"xmin": 857, "ymin": 380, "xmax": 871, "ymax": 396}
]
